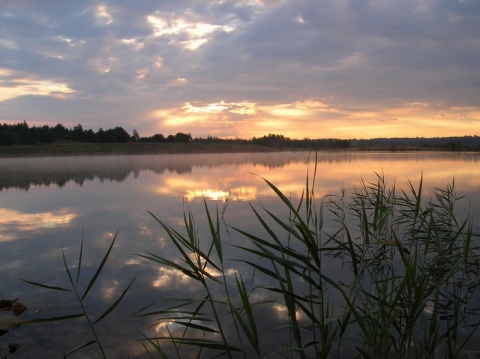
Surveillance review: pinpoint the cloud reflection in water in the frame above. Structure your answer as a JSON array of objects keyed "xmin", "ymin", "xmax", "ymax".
[
  {"xmin": 0, "ymin": 152, "xmax": 478, "ymax": 357},
  {"xmin": 0, "ymin": 207, "xmax": 77, "ymax": 242}
]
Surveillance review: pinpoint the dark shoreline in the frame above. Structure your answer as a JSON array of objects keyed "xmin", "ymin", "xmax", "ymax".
[
  {"xmin": 0, "ymin": 142, "xmax": 277, "ymax": 158},
  {"xmin": 0, "ymin": 142, "xmax": 477, "ymax": 158}
]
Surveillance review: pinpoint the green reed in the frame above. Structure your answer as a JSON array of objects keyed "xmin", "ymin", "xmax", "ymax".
[
  {"xmin": 22, "ymin": 161, "xmax": 480, "ymax": 358},
  {"xmin": 20, "ymin": 230, "xmax": 137, "ymax": 358},
  {"xmin": 138, "ymin": 163, "xmax": 480, "ymax": 358}
]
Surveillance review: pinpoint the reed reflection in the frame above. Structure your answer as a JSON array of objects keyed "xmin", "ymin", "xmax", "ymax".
[
  {"xmin": 146, "ymin": 153, "xmax": 480, "ymax": 208},
  {"xmin": 0, "ymin": 151, "xmax": 479, "ymax": 358}
]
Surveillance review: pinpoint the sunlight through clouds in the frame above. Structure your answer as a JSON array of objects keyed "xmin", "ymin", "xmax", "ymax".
[
  {"xmin": 157, "ymin": 109, "xmax": 204, "ymax": 127},
  {"xmin": 147, "ymin": 15, "xmax": 234, "ymax": 50},
  {"xmin": 95, "ymin": 4, "xmax": 113, "ymax": 25},
  {"xmin": 57, "ymin": 36, "xmax": 86, "ymax": 47},
  {"xmin": 183, "ymin": 101, "xmax": 256, "ymax": 115},
  {"xmin": 150, "ymin": 95, "xmax": 480, "ymax": 140},
  {"xmin": 135, "ymin": 68, "xmax": 148, "ymax": 80},
  {"xmin": 120, "ymin": 38, "xmax": 144, "ymax": 52},
  {"xmin": 0, "ymin": 1, "xmax": 478, "ymax": 138},
  {"xmin": 151, "ymin": 101, "xmax": 256, "ymax": 129},
  {"xmin": 0, "ymin": 69, "xmax": 75, "ymax": 101},
  {"xmin": 259, "ymin": 100, "xmax": 337, "ymax": 118},
  {"xmin": 261, "ymin": 105, "xmax": 310, "ymax": 117}
]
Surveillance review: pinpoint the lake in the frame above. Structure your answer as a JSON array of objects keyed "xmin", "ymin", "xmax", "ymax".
[{"xmin": 1, "ymin": 151, "xmax": 479, "ymax": 358}]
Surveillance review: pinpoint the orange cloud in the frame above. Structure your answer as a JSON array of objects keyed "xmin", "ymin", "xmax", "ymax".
[
  {"xmin": 149, "ymin": 98, "xmax": 480, "ymax": 139},
  {"xmin": 0, "ymin": 68, "xmax": 75, "ymax": 101}
]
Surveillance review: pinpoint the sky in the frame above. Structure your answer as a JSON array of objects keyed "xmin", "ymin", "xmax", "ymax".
[{"xmin": 0, "ymin": 0, "xmax": 479, "ymax": 140}]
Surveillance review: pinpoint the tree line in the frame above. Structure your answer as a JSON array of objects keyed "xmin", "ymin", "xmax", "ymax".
[
  {"xmin": 1, "ymin": 121, "xmax": 478, "ymax": 150},
  {"xmin": 0, "ymin": 122, "xmax": 193, "ymax": 146},
  {"xmin": 0, "ymin": 122, "xmax": 350, "ymax": 149},
  {"xmin": 250, "ymin": 133, "xmax": 351, "ymax": 149}
]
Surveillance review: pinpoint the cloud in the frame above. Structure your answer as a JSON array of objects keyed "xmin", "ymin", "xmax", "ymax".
[
  {"xmin": 0, "ymin": 68, "xmax": 75, "ymax": 101},
  {"xmin": 146, "ymin": 13, "xmax": 235, "ymax": 50},
  {"xmin": 0, "ymin": 0, "xmax": 479, "ymax": 138},
  {"xmin": 183, "ymin": 101, "xmax": 256, "ymax": 115}
]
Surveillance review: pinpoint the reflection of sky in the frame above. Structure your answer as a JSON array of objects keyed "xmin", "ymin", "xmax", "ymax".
[
  {"xmin": 0, "ymin": 208, "xmax": 77, "ymax": 242},
  {"xmin": 0, "ymin": 152, "xmax": 479, "ymax": 357},
  {"xmin": 150, "ymin": 152, "xmax": 480, "ymax": 204}
]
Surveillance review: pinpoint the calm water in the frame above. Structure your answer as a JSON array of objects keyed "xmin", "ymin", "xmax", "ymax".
[{"xmin": 0, "ymin": 151, "xmax": 479, "ymax": 358}]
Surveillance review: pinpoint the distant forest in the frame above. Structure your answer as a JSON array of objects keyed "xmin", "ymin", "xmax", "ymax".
[{"xmin": 1, "ymin": 121, "xmax": 479, "ymax": 151}]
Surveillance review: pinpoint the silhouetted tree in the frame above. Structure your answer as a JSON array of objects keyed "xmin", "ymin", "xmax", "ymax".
[
  {"xmin": 71, "ymin": 124, "xmax": 85, "ymax": 141},
  {"xmin": 31, "ymin": 125, "xmax": 54, "ymax": 143},
  {"xmin": 132, "ymin": 129, "xmax": 140, "ymax": 142},
  {"xmin": 151, "ymin": 133, "xmax": 165, "ymax": 142},
  {"xmin": 52, "ymin": 123, "xmax": 69, "ymax": 140},
  {"xmin": 97, "ymin": 128, "xmax": 107, "ymax": 142},
  {"xmin": 112, "ymin": 126, "xmax": 130, "ymax": 143},
  {"xmin": 174, "ymin": 132, "xmax": 192, "ymax": 143},
  {"xmin": 84, "ymin": 129, "xmax": 96, "ymax": 142},
  {"xmin": 0, "ymin": 124, "xmax": 20, "ymax": 145}
]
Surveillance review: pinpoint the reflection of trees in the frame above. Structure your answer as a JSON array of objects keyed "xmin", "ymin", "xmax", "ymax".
[
  {"xmin": 0, "ymin": 153, "xmax": 310, "ymax": 190},
  {"xmin": 1, "ymin": 152, "xmax": 476, "ymax": 190},
  {"xmin": 0, "ymin": 169, "xmax": 132, "ymax": 191}
]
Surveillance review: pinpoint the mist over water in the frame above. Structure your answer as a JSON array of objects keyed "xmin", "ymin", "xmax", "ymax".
[{"xmin": 0, "ymin": 151, "xmax": 479, "ymax": 357}]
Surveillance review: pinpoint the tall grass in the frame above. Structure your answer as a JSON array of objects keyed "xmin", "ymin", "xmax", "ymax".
[
  {"xmin": 136, "ymin": 165, "xmax": 480, "ymax": 358},
  {"xmin": 22, "ymin": 162, "xmax": 480, "ymax": 358},
  {"xmin": 20, "ymin": 231, "xmax": 137, "ymax": 358}
]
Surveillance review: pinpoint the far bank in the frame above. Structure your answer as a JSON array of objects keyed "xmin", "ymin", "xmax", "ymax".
[{"xmin": 0, "ymin": 142, "xmax": 277, "ymax": 157}]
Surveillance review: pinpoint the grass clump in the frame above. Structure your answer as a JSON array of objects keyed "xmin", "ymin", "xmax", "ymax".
[
  {"xmin": 20, "ymin": 231, "xmax": 137, "ymax": 358},
  {"xmin": 21, "ymin": 159, "xmax": 480, "ymax": 358},
  {"xmin": 138, "ymin": 162, "xmax": 480, "ymax": 358}
]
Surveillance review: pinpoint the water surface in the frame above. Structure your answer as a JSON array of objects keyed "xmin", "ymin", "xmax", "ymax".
[{"xmin": 0, "ymin": 151, "xmax": 479, "ymax": 357}]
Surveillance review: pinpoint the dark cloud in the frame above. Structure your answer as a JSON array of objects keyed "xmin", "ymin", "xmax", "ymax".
[{"xmin": 0, "ymin": 0, "xmax": 479, "ymax": 138}]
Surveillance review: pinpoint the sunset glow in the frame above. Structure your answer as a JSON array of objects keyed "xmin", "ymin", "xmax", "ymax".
[
  {"xmin": 0, "ymin": 1, "xmax": 478, "ymax": 139},
  {"xmin": 0, "ymin": 69, "xmax": 75, "ymax": 102}
]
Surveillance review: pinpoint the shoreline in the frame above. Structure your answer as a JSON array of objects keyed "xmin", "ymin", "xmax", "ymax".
[
  {"xmin": 0, "ymin": 142, "xmax": 277, "ymax": 158},
  {"xmin": 0, "ymin": 142, "xmax": 477, "ymax": 158}
]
